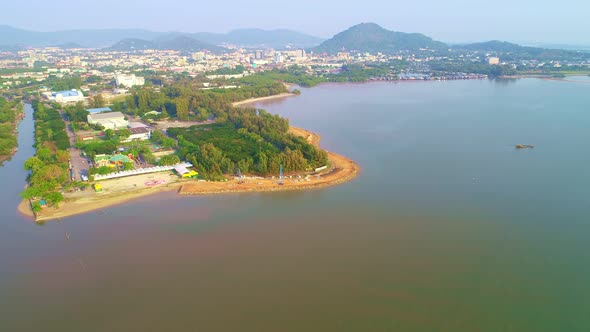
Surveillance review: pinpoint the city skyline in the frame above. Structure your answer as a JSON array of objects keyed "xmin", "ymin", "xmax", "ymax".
[{"xmin": 3, "ymin": 0, "xmax": 590, "ymax": 45}]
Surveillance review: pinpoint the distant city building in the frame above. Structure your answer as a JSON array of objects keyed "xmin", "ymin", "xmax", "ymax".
[
  {"xmin": 250, "ymin": 58, "xmax": 267, "ymax": 66},
  {"xmin": 192, "ymin": 52, "xmax": 205, "ymax": 61},
  {"xmin": 115, "ymin": 73, "xmax": 145, "ymax": 87},
  {"xmin": 49, "ymin": 89, "xmax": 85, "ymax": 104},
  {"xmin": 87, "ymin": 111, "xmax": 128, "ymax": 130},
  {"xmin": 274, "ymin": 53, "xmax": 285, "ymax": 63},
  {"xmin": 255, "ymin": 50, "xmax": 264, "ymax": 59},
  {"xmin": 285, "ymin": 49, "xmax": 306, "ymax": 58},
  {"xmin": 488, "ymin": 57, "xmax": 500, "ymax": 65}
]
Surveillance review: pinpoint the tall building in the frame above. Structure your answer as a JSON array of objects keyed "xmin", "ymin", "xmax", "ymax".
[
  {"xmin": 274, "ymin": 53, "xmax": 285, "ymax": 63},
  {"xmin": 192, "ymin": 52, "xmax": 205, "ymax": 61},
  {"xmin": 294, "ymin": 49, "xmax": 306, "ymax": 58},
  {"xmin": 255, "ymin": 50, "xmax": 264, "ymax": 59}
]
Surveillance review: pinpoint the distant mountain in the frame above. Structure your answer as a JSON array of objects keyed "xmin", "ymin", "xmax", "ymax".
[
  {"xmin": 456, "ymin": 40, "xmax": 589, "ymax": 60},
  {"xmin": 109, "ymin": 36, "xmax": 225, "ymax": 53},
  {"xmin": 313, "ymin": 23, "xmax": 447, "ymax": 54},
  {"xmin": 459, "ymin": 40, "xmax": 533, "ymax": 53},
  {"xmin": 0, "ymin": 25, "xmax": 162, "ymax": 48},
  {"xmin": 0, "ymin": 25, "xmax": 322, "ymax": 49},
  {"xmin": 192, "ymin": 29, "xmax": 324, "ymax": 48},
  {"xmin": 154, "ymin": 35, "xmax": 225, "ymax": 53},
  {"xmin": 55, "ymin": 42, "xmax": 85, "ymax": 49},
  {"xmin": 0, "ymin": 44, "xmax": 23, "ymax": 52},
  {"xmin": 110, "ymin": 38, "xmax": 158, "ymax": 51}
]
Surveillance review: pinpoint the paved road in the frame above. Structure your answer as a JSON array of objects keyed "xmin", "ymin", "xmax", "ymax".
[{"xmin": 57, "ymin": 108, "xmax": 89, "ymax": 181}]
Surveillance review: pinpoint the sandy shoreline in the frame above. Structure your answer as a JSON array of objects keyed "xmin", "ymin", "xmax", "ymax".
[
  {"xmin": 21, "ymin": 126, "xmax": 360, "ymax": 222},
  {"xmin": 179, "ymin": 127, "xmax": 359, "ymax": 195},
  {"xmin": 232, "ymin": 93, "xmax": 296, "ymax": 107}
]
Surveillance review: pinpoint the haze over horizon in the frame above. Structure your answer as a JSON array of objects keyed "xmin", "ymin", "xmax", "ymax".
[{"xmin": 3, "ymin": 0, "xmax": 590, "ymax": 45}]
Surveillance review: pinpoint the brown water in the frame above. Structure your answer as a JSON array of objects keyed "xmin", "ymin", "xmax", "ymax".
[{"xmin": 2, "ymin": 79, "xmax": 590, "ymax": 331}]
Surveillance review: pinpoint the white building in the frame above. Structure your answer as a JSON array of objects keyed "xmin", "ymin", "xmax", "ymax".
[
  {"xmin": 274, "ymin": 53, "xmax": 285, "ymax": 63},
  {"xmin": 115, "ymin": 74, "xmax": 145, "ymax": 88},
  {"xmin": 192, "ymin": 52, "xmax": 205, "ymax": 61},
  {"xmin": 122, "ymin": 127, "xmax": 151, "ymax": 142},
  {"xmin": 87, "ymin": 111, "xmax": 129, "ymax": 130},
  {"xmin": 49, "ymin": 89, "xmax": 85, "ymax": 104}
]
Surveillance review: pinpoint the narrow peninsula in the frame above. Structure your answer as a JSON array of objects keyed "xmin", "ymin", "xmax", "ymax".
[{"xmin": 18, "ymin": 77, "xmax": 359, "ymax": 222}]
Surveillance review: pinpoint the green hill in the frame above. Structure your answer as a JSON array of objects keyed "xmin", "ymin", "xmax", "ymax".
[
  {"xmin": 457, "ymin": 40, "xmax": 589, "ymax": 61},
  {"xmin": 313, "ymin": 23, "xmax": 447, "ymax": 54},
  {"xmin": 109, "ymin": 36, "xmax": 225, "ymax": 54}
]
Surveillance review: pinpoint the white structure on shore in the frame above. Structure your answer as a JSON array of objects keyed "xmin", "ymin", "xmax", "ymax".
[
  {"xmin": 87, "ymin": 111, "xmax": 128, "ymax": 130},
  {"xmin": 48, "ymin": 89, "xmax": 85, "ymax": 104},
  {"xmin": 115, "ymin": 73, "xmax": 145, "ymax": 87}
]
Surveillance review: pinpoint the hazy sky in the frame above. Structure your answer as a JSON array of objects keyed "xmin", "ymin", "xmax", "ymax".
[{"xmin": 3, "ymin": 0, "xmax": 589, "ymax": 44}]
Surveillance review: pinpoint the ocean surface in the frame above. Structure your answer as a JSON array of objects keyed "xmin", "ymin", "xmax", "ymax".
[{"xmin": 1, "ymin": 78, "xmax": 590, "ymax": 331}]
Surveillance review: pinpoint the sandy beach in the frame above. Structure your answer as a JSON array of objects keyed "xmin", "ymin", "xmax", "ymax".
[
  {"xmin": 232, "ymin": 93, "xmax": 295, "ymax": 107},
  {"xmin": 21, "ymin": 127, "xmax": 360, "ymax": 222}
]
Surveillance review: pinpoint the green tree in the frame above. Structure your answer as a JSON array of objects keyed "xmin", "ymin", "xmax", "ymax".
[
  {"xmin": 104, "ymin": 129, "xmax": 115, "ymax": 140},
  {"xmin": 45, "ymin": 192, "xmax": 64, "ymax": 207},
  {"xmin": 91, "ymin": 94, "xmax": 106, "ymax": 108},
  {"xmin": 117, "ymin": 128, "xmax": 132, "ymax": 139},
  {"xmin": 24, "ymin": 156, "xmax": 45, "ymax": 172},
  {"xmin": 175, "ymin": 97, "xmax": 189, "ymax": 120},
  {"xmin": 36, "ymin": 147, "xmax": 53, "ymax": 162},
  {"xmin": 56, "ymin": 150, "xmax": 70, "ymax": 164},
  {"xmin": 159, "ymin": 155, "xmax": 180, "ymax": 166}
]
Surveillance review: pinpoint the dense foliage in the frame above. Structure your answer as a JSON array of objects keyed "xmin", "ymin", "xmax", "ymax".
[
  {"xmin": 169, "ymin": 107, "xmax": 328, "ymax": 180},
  {"xmin": 206, "ymin": 65, "xmax": 246, "ymax": 75},
  {"xmin": 123, "ymin": 79, "xmax": 287, "ymax": 121},
  {"xmin": 46, "ymin": 75, "xmax": 83, "ymax": 91},
  {"xmin": 239, "ymin": 66, "xmax": 327, "ymax": 87},
  {"xmin": 0, "ymin": 97, "xmax": 21, "ymax": 161},
  {"xmin": 457, "ymin": 41, "xmax": 590, "ymax": 62},
  {"xmin": 32, "ymin": 100, "xmax": 70, "ymax": 150},
  {"xmin": 21, "ymin": 100, "xmax": 71, "ymax": 208},
  {"xmin": 429, "ymin": 61, "xmax": 518, "ymax": 77}
]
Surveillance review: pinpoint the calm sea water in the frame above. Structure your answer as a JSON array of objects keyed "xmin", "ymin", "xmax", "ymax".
[{"xmin": 1, "ymin": 79, "xmax": 590, "ymax": 331}]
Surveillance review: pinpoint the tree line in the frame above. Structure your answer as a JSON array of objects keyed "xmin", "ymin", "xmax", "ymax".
[
  {"xmin": 119, "ymin": 78, "xmax": 288, "ymax": 121},
  {"xmin": 169, "ymin": 107, "xmax": 328, "ymax": 180},
  {"xmin": 0, "ymin": 97, "xmax": 22, "ymax": 163},
  {"xmin": 21, "ymin": 101, "xmax": 73, "ymax": 211}
]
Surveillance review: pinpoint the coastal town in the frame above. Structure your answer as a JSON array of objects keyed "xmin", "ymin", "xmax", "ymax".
[
  {"xmin": 2, "ymin": 23, "xmax": 589, "ymax": 221},
  {"xmin": 3, "ymin": 43, "xmax": 589, "ymax": 94}
]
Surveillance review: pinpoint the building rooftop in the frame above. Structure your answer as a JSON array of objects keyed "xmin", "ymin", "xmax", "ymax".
[
  {"xmin": 52, "ymin": 89, "xmax": 82, "ymax": 97},
  {"xmin": 88, "ymin": 111, "xmax": 125, "ymax": 120},
  {"xmin": 129, "ymin": 127, "xmax": 150, "ymax": 134},
  {"xmin": 87, "ymin": 107, "xmax": 112, "ymax": 114}
]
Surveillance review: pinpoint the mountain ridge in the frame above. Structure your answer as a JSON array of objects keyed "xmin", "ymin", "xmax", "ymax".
[
  {"xmin": 0, "ymin": 25, "xmax": 322, "ymax": 49},
  {"xmin": 312, "ymin": 23, "xmax": 448, "ymax": 54},
  {"xmin": 109, "ymin": 35, "xmax": 225, "ymax": 53}
]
